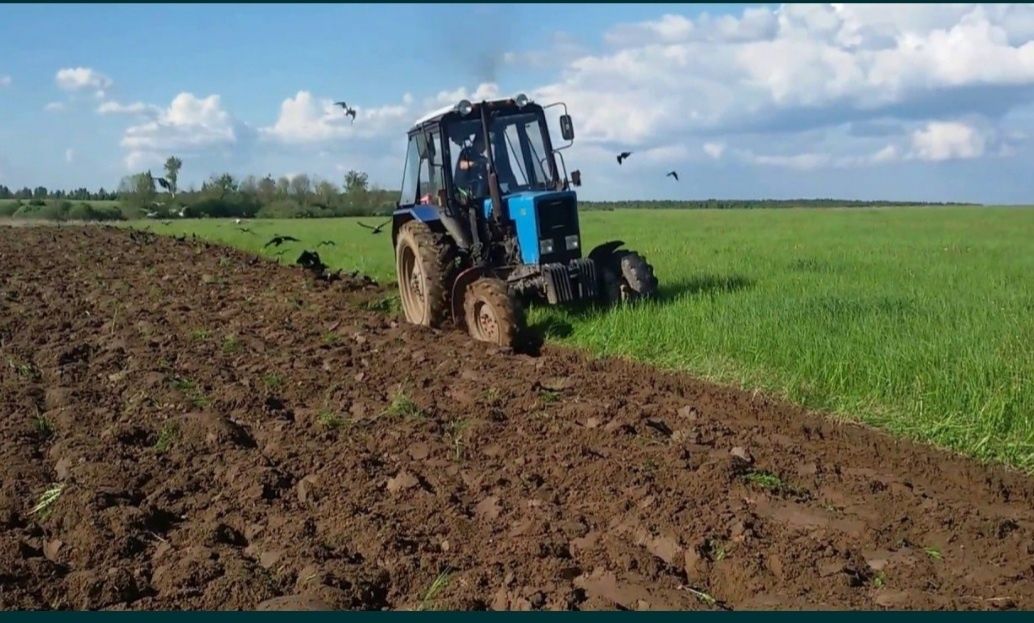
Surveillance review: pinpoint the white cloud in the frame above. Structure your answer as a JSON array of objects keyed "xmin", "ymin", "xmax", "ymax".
[
  {"xmin": 120, "ymin": 93, "xmax": 246, "ymax": 170},
  {"xmin": 97, "ymin": 100, "xmax": 161, "ymax": 117},
  {"xmin": 64, "ymin": 148, "xmax": 75, "ymax": 163},
  {"xmin": 261, "ymin": 90, "xmax": 415, "ymax": 144},
  {"xmin": 703, "ymin": 142, "xmax": 726, "ymax": 159},
  {"xmin": 55, "ymin": 67, "xmax": 113, "ymax": 96},
  {"xmin": 0, "ymin": 75, "xmax": 11, "ymax": 87},
  {"xmin": 504, "ymin": 32, "xmax": 587, "ymax": 69},
  {"xmin": 734, "ymin": 143, "xmax": 904, "ymax": 170},
  {"xmin": 911, "ymin": 121, "xmax": 987, "ymax": 160},
  {"xmin": 261, "ymin": 86, "xmax": 499, "ymax": 146},
  {"xmin": 533, "ymin": 3, "xmax": 1034, "ymax": 163},
  {"xmin": 44, "ymin": 101, "xmax": 65, "ymax": 113},
  {"xmin": 429, "ymin": 83, "xmax": 501, "ymax": 107}
]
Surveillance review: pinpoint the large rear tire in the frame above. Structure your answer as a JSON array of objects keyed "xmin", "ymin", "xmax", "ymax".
[
  {"xmin": 395, "ymin": 221, "xmax": 455, "ymax": 327},
  {"xmin": 600, "ymin": 250, "xmax": 659, "ymax": 303},
  {"xmin": 463, "ymin": 278, "xmax": 523, "ymax": 348}
]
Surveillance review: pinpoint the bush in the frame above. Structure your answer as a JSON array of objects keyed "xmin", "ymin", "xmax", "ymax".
[
  {"xmin": 257, "ymin": 199, "xmax": 302, "ymax": 218},
  {"xmin": 14, "ymin": 203, "xmax": 42, "ymax": 218},
  {"xmin": 0, "ymin": 201, "xmax": 20, "ymax": 217},
  {"xmin": 66, "ymin": 202, "xmax": 124, "ymax": 222}
]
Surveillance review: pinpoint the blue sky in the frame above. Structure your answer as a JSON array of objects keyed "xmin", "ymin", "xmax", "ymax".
[{"xmin": 1, "ymin": 3, "xmax": 1033, "ymax": 203}]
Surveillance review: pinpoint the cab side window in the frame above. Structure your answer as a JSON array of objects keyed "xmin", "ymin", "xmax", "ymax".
[
  {"xmin": 417, "ymin": 130, "xmax": 444, "ymax": 202},
  {"xmin": 399, "ymin": 135, "xmax": 421, "ymax": 205}
]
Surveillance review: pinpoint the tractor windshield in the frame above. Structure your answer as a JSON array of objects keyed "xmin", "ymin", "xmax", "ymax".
[{"xmin": 448, "ymin": 111, "xmax": 555, "ymax": 201}]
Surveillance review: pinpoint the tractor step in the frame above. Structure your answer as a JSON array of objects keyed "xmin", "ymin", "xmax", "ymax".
[{"xmin": 541, "ymin": 259, "xmax": 598, "ymax": 304}]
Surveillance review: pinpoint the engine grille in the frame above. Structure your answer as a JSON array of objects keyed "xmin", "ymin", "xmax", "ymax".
[{"xmin": 535, "ymin": 196, "xmax": 579, "ymax": 263}]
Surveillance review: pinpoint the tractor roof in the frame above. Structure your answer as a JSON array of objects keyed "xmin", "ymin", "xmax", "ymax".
[
  {"xmin": 408, "ymin": 96, "xmax": 537, "ymax": 133},
  {"xmin": 411, "ymin": 103, "xmax": 458, "ymax": 128}
]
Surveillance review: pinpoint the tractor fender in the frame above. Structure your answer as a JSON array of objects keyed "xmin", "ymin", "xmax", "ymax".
[
  {"xmin": 587, "ymin": 240, "xmax": 625, "ymax": 265},
  {"xmin": 392, "ymin": 206, "xmax": 471, "ymax": 251},
  {"xmin": 392, "ymin": 206, "xmax": 442, "ymax": 248},
  {"xmin": 450, "ymin": 265, "xmax": 492, "ymax": 326}
]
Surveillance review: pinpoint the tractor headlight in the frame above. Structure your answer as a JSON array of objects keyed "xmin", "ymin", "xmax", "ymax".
[
  {"xmin": 565, "ymin": 234, "xmax": 580, "ymax": 250},
  {"xmin": 539, "ymin": 239, "xmax": 554, "ymax": 255},
  {"xmin": 457, "ymin": 99, "xmax": 473, "ymax": 115}
]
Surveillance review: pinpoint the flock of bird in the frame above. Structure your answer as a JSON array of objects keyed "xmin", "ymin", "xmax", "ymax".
[{"xmin": 616, "ymin": 151, "xmax": 678, "ymax": 181}]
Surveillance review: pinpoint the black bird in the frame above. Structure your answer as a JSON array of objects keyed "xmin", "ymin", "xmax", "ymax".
[
  {"xmin": 334, "ymin": 101, "xmax": 357, "ymax": 123},
  {"xmin": 237, "ymin": 226, "xmax": 254, "ymax": 234},
  {"xmin": 357, "ymin": 219, "xmax": 390, "ymax": 234},
  {"xmin": 160, "ymin": 220, "xmax": 172, "ymax": 226},
  {"xmin": 296, "ymin": 250, "xmax": 327, "ymax": 272},
  {"xmin": 157, "ymin": 177, "xmax": 171, "ymax": 191},
  {"xmin": 616, "ymin": 151, "xmax": 632, "ymax": 165},
  {"xmin": 317, "ymin": 240, "xmax": 336, "ymax": 247},
  {"xmin": 264, "ymin": 234, "xmax": 300, "ymax": 248},
  {"xmin": 666, "ymin": 171, "xmax": 679, "ymax": 181}
]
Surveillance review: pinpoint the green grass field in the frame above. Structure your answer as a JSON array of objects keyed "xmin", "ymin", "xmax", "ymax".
[{"xmin": 127, "ymin": 207, "xmax": 1034, "ymax": 469}]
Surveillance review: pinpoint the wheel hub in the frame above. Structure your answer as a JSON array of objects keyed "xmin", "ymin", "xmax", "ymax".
[
  {"xmin": 476, "ymin": 303, "xmax": 499, "ymax": 341},
  {"xmin": 409, "ymin": 264, "xmax": 424, "ymax": 302}
]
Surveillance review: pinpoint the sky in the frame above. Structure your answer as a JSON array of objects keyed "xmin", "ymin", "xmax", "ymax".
[{"xmin": 1, "ymin": 3, "xmax": 1034, "ymax": 203}]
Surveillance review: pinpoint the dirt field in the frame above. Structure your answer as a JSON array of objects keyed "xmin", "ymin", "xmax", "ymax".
[{"xmin": 1, "ymin": 225, "xmax": 1032, "ymax": 610}]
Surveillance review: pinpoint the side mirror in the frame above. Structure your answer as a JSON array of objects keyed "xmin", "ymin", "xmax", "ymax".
[
  {"xmin": 571, "ymin": 170, "xmax": 581, "ymax": 187},
  {"xmin": 560, "ymin": 114, "xmax": 574, "ymax": 141}
]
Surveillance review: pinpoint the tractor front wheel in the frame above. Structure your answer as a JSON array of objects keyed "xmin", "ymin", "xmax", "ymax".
[
  {"xmin": 463, "ymin": 278, "xmax": 523, "ymax": 348},
  {"xmin": 600, "ymin": 250, "xmax": 659, "ymax": 303},
  {"xmin": 395, "ymin": 221, "xmax": 455, "ymax": 327}
]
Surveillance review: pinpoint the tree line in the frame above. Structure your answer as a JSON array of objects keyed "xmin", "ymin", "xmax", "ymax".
[
  {"xmin": 0, "ymin": 185, "xmax": 117, "ymax": 201},
  {"xmin": 1, "ymin": 153, "xmax": 982, "ymax": 222},
  {"xmin": 115, "ymin": 157, "xmax": 399, "ymax": 220},
  {"xmin": 1, "ymin": 155, "xmax": 399, "ymax": 221},
  {"xmin": 580, "ymin": 198, "xmax": 980, "ymax": 210}
]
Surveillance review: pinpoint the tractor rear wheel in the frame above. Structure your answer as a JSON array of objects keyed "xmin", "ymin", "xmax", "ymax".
[
  {"xmin": 395, "ymin": 221, "xmax": 455, "ymax": 327},
  {"xmin": 463, "ymin": 278, "xmax": 523, "ymax": 348},
  {"xmin": 600, "ymin": 250, "xmax": 659, "ymax": 303}
]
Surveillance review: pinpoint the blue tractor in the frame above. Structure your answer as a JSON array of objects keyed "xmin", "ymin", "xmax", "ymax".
[{"xmin": 391, "ymin": 94, "xmax": 658, "ymax": 347}]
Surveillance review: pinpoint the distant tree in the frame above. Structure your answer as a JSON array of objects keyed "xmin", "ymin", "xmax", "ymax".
[
  {"xmin": 343, "ymin": 169, "xmax": 369, "ymax": 193},
  {"xmin": 205, "ymin": 171, "xmax": 237, "ymax": 198},
  {"xmin": 118, "ymin": 171, "xmax": 157, "ymax": 213},
  {"xmin": 33, "ymin": 186, "xmax": 48, "ymax": 199},
  {"xmin": 257, "ymin": 175, "xmax": 277, "ymax": 204},
  {"xmin": 289, "ymin": 174, "xmax": 312, "ymax": 201},
  {"xmin": 315, "ymin": 180, "xmax": 338, "ymax": 205},
  {"xmin": 275, "ymin": 176, "xmax": 290, "ymax": 199},
  {"xmin": 164, "ymin": 156, "xmax": 182, "ymax": 195}
]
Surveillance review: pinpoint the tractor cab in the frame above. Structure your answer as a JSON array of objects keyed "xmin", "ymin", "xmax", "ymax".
[{"xmin": 392, "ymin": 94, "xmax": 657, "ymax": 348}]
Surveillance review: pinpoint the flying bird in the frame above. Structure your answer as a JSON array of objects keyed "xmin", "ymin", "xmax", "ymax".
[
  {"xmin": 237, "ymin": 227, "xmax": 254, "ymax": 234},
  {"xmin": 334, "ymin": 101, "xmax": 357, "ymax": 123},
  {"xmin": 666, "ymin": 171, "xmax": 679, "ymax": 181},
  {"xmin": 264, "ymin": 234, "xmax": 300, "ymax": 248},
  {"xmin": 317, "ymin": 240, "xmax": 336, "ymax": 247},
  {"xmin": 157, "ymin": 177, "xmax": 171, "ymax": 191},
  {"xmin": 160, "ymin": 220, "xmax": 172, "ymax": 226},
  {"xmin": 357, "ymin": 219, "xmax": 390, "ymax": 234},
  {"xmin": 616, "ymin": 151, "xmax": 632, "ymax": 165}
]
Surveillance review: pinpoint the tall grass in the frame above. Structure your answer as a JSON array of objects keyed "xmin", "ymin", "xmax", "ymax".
[{"xmin": 127, "ymin": 207, "xmax": 1034, "ymax": 469}]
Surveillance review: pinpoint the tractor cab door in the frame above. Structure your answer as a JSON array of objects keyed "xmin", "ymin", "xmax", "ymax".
[{"xmin": 399, "ymin": 130, "xmax": 445, "ymax": 208}]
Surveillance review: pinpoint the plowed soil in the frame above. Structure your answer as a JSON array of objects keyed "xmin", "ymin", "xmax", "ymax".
[{"xmin": 1, "ymin": 225, "xmax": 1032, "ymax": 611}]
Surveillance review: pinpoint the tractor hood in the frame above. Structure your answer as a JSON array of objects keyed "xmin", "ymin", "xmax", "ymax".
[{"xmin": 483, "ymin": 190, "xmax": 581, "ymax": 265}]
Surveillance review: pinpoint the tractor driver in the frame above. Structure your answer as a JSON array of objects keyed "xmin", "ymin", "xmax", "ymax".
[{"xmin": 453, "ymin": 131, "xmax": 489, "ymax": 199}]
